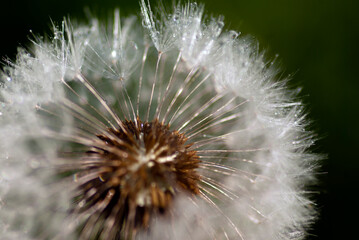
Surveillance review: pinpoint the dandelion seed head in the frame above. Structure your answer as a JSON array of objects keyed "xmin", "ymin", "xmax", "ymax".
[{"xmin": 0, "ymin": 1, "xmax": 318, "ymax": 240}]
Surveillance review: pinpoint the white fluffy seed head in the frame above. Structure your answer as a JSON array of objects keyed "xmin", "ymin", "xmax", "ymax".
[{"xmin": 0, "ymin": 1, "xmax": 318, "ymax": 240}]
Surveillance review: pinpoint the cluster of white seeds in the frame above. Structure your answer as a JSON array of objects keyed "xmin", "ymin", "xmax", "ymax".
[{"xmin": 0, "ymin": 1, "xmax": 318, "ymax": 239}]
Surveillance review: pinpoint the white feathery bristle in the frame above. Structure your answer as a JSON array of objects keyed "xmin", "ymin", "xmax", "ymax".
[{"xmin": 140, "ymin": 0, "xmax": 176, "ymax": 52}]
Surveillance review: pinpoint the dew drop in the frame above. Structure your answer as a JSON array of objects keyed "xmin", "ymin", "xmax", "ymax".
[
  {"xmin": 217, "ymin": 21, "xmax": 224, "ymax": 29},
  {"xmin": 229, "ymin": 30, "xmax": 239, "ymax": 39},
  {"xmin": 141, "ymin": 19, "xmax": 149, "ymax": 29},
  {"xmin": 111, "ymin": 50, "xmax": 117, "ymax": 58}
]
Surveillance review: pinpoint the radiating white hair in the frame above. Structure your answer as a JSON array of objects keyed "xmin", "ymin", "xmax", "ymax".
[{"xmin": 0, "ymin": 1, "xmax": 318, "ymax": 239}]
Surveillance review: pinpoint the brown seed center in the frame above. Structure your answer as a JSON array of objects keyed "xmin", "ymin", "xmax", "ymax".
[{"xmin": 74, "ymin": 118, "xmax": 200, "ymax": 234}]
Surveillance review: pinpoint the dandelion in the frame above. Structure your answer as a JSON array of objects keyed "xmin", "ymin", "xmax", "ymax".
[{"xmin": 0, "ymin": 1, "xmax": 318, "ymax": 239}]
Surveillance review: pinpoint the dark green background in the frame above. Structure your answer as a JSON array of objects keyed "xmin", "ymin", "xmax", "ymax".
[{"xmin": 1, "ymin": 0, "xmax": 357, "ymax": 239}]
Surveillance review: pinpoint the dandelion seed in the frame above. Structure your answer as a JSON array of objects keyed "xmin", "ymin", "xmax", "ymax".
[{"xmin": 0, "ymin": 1, "xmax": 318, "ymax": 240}]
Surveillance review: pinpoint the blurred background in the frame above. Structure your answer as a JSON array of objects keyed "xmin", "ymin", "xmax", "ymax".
[{"xmin": 1, "ymin": 0, "xmax": 357, "ymax": 239}]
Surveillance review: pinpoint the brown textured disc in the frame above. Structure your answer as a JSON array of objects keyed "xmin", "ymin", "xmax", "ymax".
[{"xmin": 72, "ymin": 117, "xmax": 200, "ymax": 237}]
